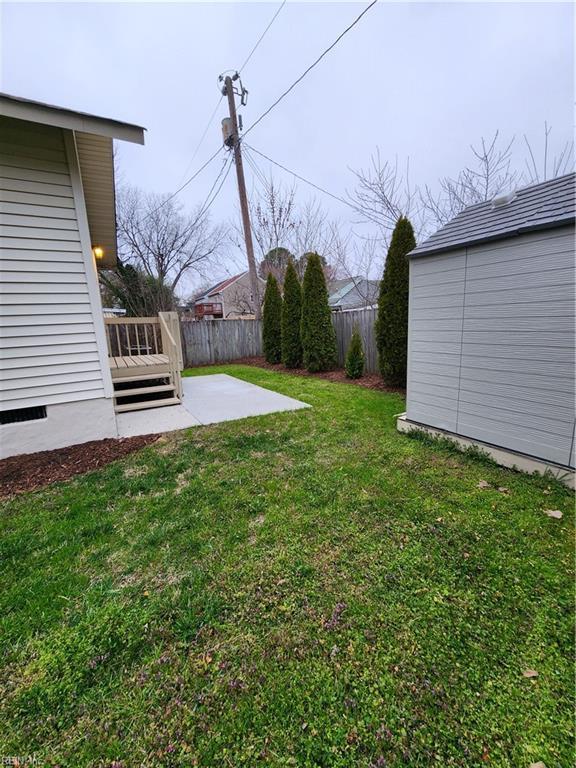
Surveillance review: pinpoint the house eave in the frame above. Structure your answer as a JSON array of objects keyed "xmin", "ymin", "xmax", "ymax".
[{"xmin": 0, "ymin": 92, "xmax": 145, "ymax": 144}]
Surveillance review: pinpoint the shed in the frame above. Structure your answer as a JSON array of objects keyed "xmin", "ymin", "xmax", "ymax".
[{"xmin": 398, "ymin": 173, "xmax": 575, "ymax": 481}]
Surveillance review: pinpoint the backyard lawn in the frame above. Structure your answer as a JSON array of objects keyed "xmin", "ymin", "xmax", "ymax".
[{"xmin": 0, "ymin": 365, "xmax": 573, "ymax": 767}]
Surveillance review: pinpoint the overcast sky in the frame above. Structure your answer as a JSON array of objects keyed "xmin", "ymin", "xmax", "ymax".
[{"xmin": 2, "ymin": 1, "xmax": 574, "ymax": 287}]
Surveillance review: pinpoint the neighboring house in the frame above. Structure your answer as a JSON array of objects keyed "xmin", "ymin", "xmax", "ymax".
[
  {"xmin": 194, "ymin": 271, "xmax": 265, "ymax": 319},
  {"xmin": 399, "ymin": 173, "xmax": 575, "ymax": 481},
  {"xmin": 0, "ymin": 94, "xmax": 182, "ymax": 460},
  {"xmin": 328, "ymin": 277, "xmax": 380, "ymax": 311}
]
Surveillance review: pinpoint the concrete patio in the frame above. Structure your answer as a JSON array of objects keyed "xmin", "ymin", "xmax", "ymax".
[{"xmin": 116, "ymin": 373, "xmax": 310, "ymax": 438}]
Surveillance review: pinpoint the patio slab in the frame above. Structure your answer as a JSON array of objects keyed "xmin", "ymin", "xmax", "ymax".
[
  {"xmin": 116, "ymin": 373, "xmax": 309, "ymax": 438},
  {"xmin": 182, "ymin": 374, "xmax": 310, "ymax": 424}
]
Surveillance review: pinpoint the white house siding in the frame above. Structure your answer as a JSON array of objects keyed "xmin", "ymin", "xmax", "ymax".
[
  {"xmin": 406, "ymin": 227, "xmax": 575, "ymax": 467},
  {"xmin": 0, "ymin": 116, "xmax": 116, "ymax": 456}
]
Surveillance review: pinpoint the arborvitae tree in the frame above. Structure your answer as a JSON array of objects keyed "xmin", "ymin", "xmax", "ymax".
[
  {"xmin": 345, "ymin": 327, "xmax": 365, "ymax": 379},
  {"xmin": 301, "ymin": 252, "xmax": 337, "ymax": 372},
  {"xmin": 281, "ymin": 259, "xmax": 302, "ymax": 368},
  {"xmin": 262, "ymin": 273, "xmax": 282, "ymax": 364},
  {"xmin": 375, "ymin": 216, "xmax": 416, "ymax": 386}
]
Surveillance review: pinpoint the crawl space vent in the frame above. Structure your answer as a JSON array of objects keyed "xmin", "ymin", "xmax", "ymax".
[{"xmin": 0, "ymin": 405, "xmax": 47, "ymax": 425}]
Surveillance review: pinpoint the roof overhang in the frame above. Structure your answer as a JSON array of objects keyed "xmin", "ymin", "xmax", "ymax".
[
  {"xmin": 0, "ymin": 93, "xmax": 146, "ymax": 269},
  {"xmin": 0, "ymin": 92, "xmax": 145, "ymax": 144}
]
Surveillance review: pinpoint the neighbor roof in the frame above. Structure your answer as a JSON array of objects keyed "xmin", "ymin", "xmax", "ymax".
[
  {"xmin": 329, "ymin": 277, "xmax": 380, "ymax": 307},
  {"xmin": 196, "ymin": 273, "xmax": 248, "ymax": 301},
  {"xmin": 411, "ymin": 172, "xmax": 575, "ymax": 257},
  {"xmin": 0, "ymin": 92, "xmax": 145, "ymax": 144}
]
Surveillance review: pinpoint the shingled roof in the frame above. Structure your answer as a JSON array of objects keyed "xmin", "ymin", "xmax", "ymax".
[{"xmin": 410, "ymin": 172, "xmax": 575, "ymax": 257}]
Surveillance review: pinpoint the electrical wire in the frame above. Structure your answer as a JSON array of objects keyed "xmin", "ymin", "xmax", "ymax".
[
  {"xmin": 198, "ymin": 153, "xmax": 234, "ymax": 217},
  {"xmin": 243, "ymin": 0, "xmax": 378, "ymax": 138},
  {"xmin": 243, "ymin": 144, "xmax": 270, "ymax": 190},
  {"xmin": 239, "ymin": 0, "xmax": 287, "ymax": 73},
  {"xmin": 143, "ymin": 145, "xmax": 223, "ymax": 221},
  {"xmin": 244, "ymin": 142, "xmax": 358, "ymax": 213},
  {"xmin": 176, "ymin": 95, "xmax": 224, "ymax": 187}
]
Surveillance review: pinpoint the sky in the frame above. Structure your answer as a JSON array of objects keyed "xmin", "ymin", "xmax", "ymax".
[{"xmin": 1, "ymin": 0, "xmax": 574, "ymax": 290}]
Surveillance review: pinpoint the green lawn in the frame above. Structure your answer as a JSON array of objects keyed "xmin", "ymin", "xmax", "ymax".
[{"xmin": 1, "ymin": 365, "xmax": 573, "ymax": 767}]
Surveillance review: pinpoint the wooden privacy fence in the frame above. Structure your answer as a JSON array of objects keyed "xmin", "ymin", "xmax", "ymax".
[
  {"xmin": 332, "ymin": 308, "xmax": 378, "ymax": 373},
  {"xmin": 181, "ymin": 308, "xmax": 379, "ymax": 373},
  {"xmin": 181, "ymin": 318, "xmax": 263, "ymax": 367}
]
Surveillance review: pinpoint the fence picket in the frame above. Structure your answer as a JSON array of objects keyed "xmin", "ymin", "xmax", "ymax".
[{"xmin": 181, "ymin": 308, "xmax": 379, "ymax": 373}]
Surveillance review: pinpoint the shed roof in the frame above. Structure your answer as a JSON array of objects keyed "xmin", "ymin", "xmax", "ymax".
[{"xmin": 411, "ymin": 172, "xmax": 575, "ymax": 258}]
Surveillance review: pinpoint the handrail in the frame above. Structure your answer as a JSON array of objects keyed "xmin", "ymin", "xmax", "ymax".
[
  {"xmin": 104, "ymin": 317, "xmax": 159, "ymax": 325},
  {"xmin": 159, "ymin": 311, "xmax": 183, "ymax": 399}
]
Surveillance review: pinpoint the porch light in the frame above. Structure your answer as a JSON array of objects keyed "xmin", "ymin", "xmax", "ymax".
[{"xmin": 93, "ymin": 246, "xmax": 104, "ymax": 260}]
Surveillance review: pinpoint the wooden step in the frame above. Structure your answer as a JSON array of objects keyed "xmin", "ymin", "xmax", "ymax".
[
  {"xmin": 114, "ymin": 384, "xmax": 175, "ymax": 399},
  {"xmin": 111, "ymin": 372, "xmax": 172, "ymax": 384},
  {"xmin": 115, "ymin": 397, "xmax": 181, "ymax": 413}
]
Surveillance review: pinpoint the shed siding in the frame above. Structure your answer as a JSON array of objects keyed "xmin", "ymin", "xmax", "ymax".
[
  {"xmin": 406, "ymin": 249, "xmax": 466, "ymax": 432},
  {"xmin": 0, "ymin": 117, "xmax": 107, "ymax": 410},
  {"xmin": 407, "ymin": 227, "xmax": 575, "ymax": 467}
]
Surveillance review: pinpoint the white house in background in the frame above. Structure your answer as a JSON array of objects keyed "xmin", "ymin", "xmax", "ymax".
[{"xmin": 0, "ymin": 94, "xmax": 183, "ymax": 461}]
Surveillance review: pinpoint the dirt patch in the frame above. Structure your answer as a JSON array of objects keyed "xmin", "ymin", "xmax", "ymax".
[
  {"xmin": 0, "ymin": 435, "xmax": 159, "ymax": 498},
  {"xmin": 213, "ymin": 357, "xmax": 405, "ymax": 395}
]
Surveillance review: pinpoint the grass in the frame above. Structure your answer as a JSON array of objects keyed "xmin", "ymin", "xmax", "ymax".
[{"xmin": 0, "ymin": 365, "xmax": 573, "ymax": 767}]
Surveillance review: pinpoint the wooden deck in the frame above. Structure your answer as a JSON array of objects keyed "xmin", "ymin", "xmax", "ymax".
[
  {"xmin": 105, "ymin": 313, "xmax": 183, "ymax": 412},
  {"xmin": 109, "ymin": 354, "xmax": 170, "ymax": 378}
]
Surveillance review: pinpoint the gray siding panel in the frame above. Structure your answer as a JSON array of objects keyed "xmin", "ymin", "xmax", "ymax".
[
  {"xmin": 406, "ymin": 249, "xmax": 465, "ymax": 432},
  {"xmin": 406, "ymin": 227, "xmax": 575, "ymax": 467}
]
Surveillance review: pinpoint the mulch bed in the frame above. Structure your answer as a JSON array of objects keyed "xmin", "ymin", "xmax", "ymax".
[
  {"xmin": 230, "ymin": 357, "xmax": 406, "ymax": 395},
  {"xmin": 0, "ymin": 435, "xmax": 159, "ymax": 498}
]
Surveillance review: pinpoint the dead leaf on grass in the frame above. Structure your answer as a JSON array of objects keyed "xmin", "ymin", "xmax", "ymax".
[
  {"xmin": 497, "ymin": 486, "xmax": 510, "ymax": 495},
  {"xmin": 477, "ymin": 480, "xmax": 491, "ymax": 490},
  {"xmin": 522, "ymin": 669, "xmax": 539, "ymax": 679},
  {"xmin": 543, "ymin": 509, "xmax": 563, "ymax": 519},
  {"xmin": 529, "ymin": 762, "xmax": 547, "ymax": 768}
]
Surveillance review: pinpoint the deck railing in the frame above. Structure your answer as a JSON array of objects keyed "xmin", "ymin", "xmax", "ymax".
[
  {"xmin": 104, "ymin": 312, "xmax": 183, "ymax": 399},
  {"xmin": 104, "ymin": 316, "xmax": 162, "ymax": 358}
]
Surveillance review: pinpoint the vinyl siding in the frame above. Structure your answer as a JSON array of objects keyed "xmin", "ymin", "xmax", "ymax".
[
  {"xmin": 406, "ymin": 227, "xmax": 575, "ymax": 467},
  {"xmin": 0, "ymin": 117, "xmax": 107, "ymax": 410}
]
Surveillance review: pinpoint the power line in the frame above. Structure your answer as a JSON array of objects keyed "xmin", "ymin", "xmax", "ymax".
[
  {"xmin": 243, "ymin": 144, "xmax": 270, "ymax": 190},
  {"xmin": 243, "ymin": 0, "xmax": 378, "ymax": 138},
  {"xmin": 244, "ymin": 142, "xmax": 358, "ymax": 213},
  {"xmin": 199, "ymin": 153, "xmax": 234, "ymax": 217},
  {"xmin": 172, "ymin": 0, "xmax": 285, "ymax": 196},
  {"xmin": 176, "ymin": 95, "xmax": 224, "ymax": 187},
  {"xmin": 239, "ymin": 0, "xmax": 287, "ymax": 73},
  {"xmin": 143, "ymin": 145, "xmax": 223, "ymax": 221}
]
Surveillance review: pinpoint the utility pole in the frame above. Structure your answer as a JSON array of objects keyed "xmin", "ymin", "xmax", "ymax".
[{"xmin": 222, "ymin": 74, "xmax": 261, "ymax": 320}]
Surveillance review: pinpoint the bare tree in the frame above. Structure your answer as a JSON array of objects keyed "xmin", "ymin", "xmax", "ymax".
[
  {"xmin": 233, "ymin": 176, "xmax": 341, "ymax": 283},
  {"xmin": 348, "ymin": 151, "xmax": 419, "ymax": 238},
  {"xmin": 351, "ymin": 125, "xmax": 574, "ymax": 244},
  {"xmin": 523, "ymin": 122, "xmax": 575, "ymax": 184},
  {"xmin": 421, "ymin": 132, "xmax": 519, "ymax": 229},
  {"xmin": 116, "ymin": 185, "xmax": 227, "ymax": 296}
]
